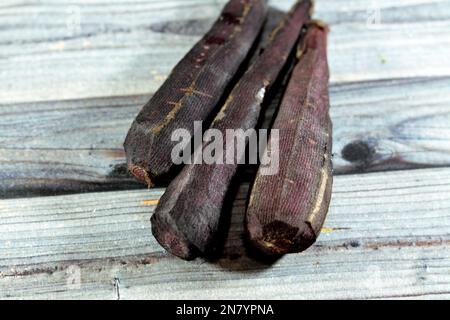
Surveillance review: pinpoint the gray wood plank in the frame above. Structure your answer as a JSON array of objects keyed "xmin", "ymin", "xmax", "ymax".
[
  {"xmin": 2, "ymin": 77, "xmax": 450, "ymax": 197},
  {"xmin": 1, "ymin": 0, "xmax": 450, "ymax": 197},
  {"xmin": 1, "ymin": 168, "xmax": 450, "ymax": 299},
  {"xmin": 1, "ymin": 0, "xmax": 450, "ymax": 104}
]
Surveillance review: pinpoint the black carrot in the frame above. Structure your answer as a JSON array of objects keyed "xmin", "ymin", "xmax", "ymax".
[{"xmin": 151, "ymin": 0, "xmax": 313, "ymax": 260}]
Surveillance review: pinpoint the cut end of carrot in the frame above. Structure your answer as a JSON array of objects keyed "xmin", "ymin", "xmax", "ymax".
[
  {"xmin": 248, "ymin": 220, "xmax": 317, "ymax": 255},
  {"xmin": 130, "ymin": 165, "xmax": 154, "ymax": 188}
]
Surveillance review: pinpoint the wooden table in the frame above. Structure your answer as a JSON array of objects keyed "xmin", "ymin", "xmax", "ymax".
[{"xmin": 1, "ymin": 0, "xmax": 450, "ymax": 299}]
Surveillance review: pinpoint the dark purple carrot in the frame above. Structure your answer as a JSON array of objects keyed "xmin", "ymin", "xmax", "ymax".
[
  {"xmin": 151, "ymin": 0, "xmax": 313, "ymax": 260},
  {"xmin": 246, "ymin": 21, "xmax": 332, "ymax": 256},
  {"xmin": 124, "ymin": 0, "xmax": 268, "ymax": 186}
]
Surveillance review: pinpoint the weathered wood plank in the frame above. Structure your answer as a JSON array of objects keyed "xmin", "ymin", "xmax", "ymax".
[
  {"xmin": 0, "ymin": 95, "xmax": 145, "ymax": 198},
  {"xmin": 2, "ymin": 0, "xmax": 450, "ymax": 197},
  {"xmin": 2, "ymin": 76, "xmax": 450, "ymax": 197},
  {"xmin": 330, "ymin": 77, "xmax": 450, "ymax": 173},
  {"xmin": 1, "ymin": 0, "xmax": 450, "ymax": 103},
  {"xmin": 3, "ymin": 246, "xmax": 450, "ymax": 300},
  {"xmin": 1, "ymin": 168, "xmax": 450, "ymax": 299}
]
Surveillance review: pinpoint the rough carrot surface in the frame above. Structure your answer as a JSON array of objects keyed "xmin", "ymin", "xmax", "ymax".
[
  {"xmin": 246, "ymin": 22, "xmax": 333, "ymax": 256},
  {"xmin": 124, "ymin": 0, "xmax": 268, "ymax": 186},
  {"xmin": 151, "ymin": 0, "xmax": 313, "ymax": 260}
]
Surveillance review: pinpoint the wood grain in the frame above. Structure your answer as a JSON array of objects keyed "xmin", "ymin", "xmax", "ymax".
[
  {"xmin": 1, "ymin": 168, "xmax": 450, "ymax": 299},
  {"xmin": 2, "ymin": 77, "xmax": 450, "ymax": 197},
  {"xmin": 1, "ymin": 0, "xmax": 450, "ymax": 197},
  {"xmin": 1, "ymin": 0, "xmax": 450, "ymax": 104},
  {"xmin": 2, "ymin": 0, "xmax": 450, "ymax": 300}
]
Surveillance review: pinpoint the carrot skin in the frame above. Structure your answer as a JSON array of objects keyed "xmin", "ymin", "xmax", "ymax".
[{"xmin": 151, "ymin": 1, "xmax": 313, "ymax": 260}]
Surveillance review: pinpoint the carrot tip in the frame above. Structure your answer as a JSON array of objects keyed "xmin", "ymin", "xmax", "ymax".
[
  {"xmin": 151, "ymin": 214, "xmax": 197, "ymax": 261},
  {"xmin": 130, "ymin": 165, "xmax": 154, "ymax": 188},
  {"xmin": 248, "ymin": 220, "xmax": 317, "ymax": 255}
]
